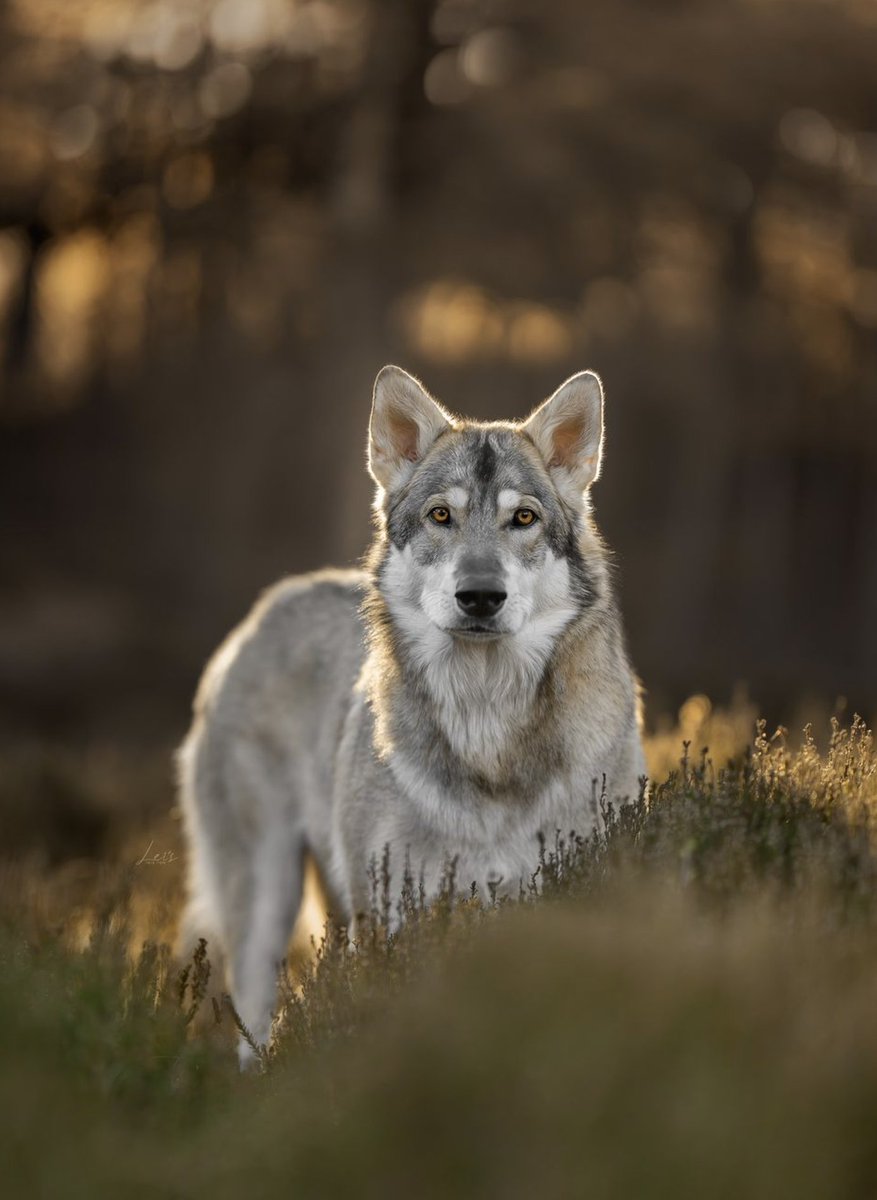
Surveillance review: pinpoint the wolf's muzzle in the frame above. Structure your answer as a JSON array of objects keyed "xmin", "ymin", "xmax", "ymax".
[{"xmin": 455, "ymin": 580, "xmax": 507, "ymax": 619}]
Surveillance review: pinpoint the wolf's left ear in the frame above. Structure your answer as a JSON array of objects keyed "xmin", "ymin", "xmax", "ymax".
[
  {"xmin": 368, "ymin": 366, "xmax": 453, "ymax": 492},
  {"xmin": 522, "ymin": 370, "xmax": 604, "ymax": 491}
]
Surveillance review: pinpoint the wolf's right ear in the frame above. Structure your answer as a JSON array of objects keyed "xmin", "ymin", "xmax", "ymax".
[{"xmin": 368, "ymin": 366, "xmax": 453, "ymax": 492}]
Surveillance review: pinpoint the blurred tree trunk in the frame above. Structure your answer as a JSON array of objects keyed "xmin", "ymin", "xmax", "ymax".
[
  {"xmin": 323, "ymin": 0, "xmax": 436, "ymax": 562},
  {"xmin": 2, "ymin": 221, "xmax": 49, "ymax": 377},
  {"xmin": 331, "ymin": 0, "xmax": 435, "ymax": 234}
]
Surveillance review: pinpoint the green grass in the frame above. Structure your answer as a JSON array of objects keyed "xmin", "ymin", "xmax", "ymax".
[{"xmin": 1, "ymin": 716, "xmax": 876, "ymax": 1198}]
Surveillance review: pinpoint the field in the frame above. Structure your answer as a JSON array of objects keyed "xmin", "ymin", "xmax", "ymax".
[{"xmin": 2, "ymin": 700, "xmax": 877, "ymax": 1198}]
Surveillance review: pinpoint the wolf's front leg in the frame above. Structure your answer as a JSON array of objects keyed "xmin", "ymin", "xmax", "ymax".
[{"xmin": 228, "ymin": 831, "xmax": 304, "ymax": 1070}]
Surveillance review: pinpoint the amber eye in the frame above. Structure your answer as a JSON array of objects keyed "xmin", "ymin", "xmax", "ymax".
[
  {"xmin": 512, "ymin": 508, "xmax": 538, "ymax": 527},
  {"xmin": 429, "ymin": 506, "xmax": 451, "ymax": 525}
]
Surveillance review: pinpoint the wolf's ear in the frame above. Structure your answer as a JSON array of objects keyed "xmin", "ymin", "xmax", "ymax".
[
  {"xmin": 522, "ymin": 370, "xmax": 604, "ymax": 491},
  {"xmin": 368, "ymin": 366, "xmax": 453, "ymax": 491}
]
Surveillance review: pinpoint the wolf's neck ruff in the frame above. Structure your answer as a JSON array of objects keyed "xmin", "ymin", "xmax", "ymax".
[
  {"xmin": 383, "ymin": 609, "xmax": 552, "ymax": 779},
  {"xmin": 363, "ymin": 566, "xmax": 605, "ymax": 794}
]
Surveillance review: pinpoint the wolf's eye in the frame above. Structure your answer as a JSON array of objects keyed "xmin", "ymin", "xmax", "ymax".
[
  {"xmin": 429, "ymin": 506, "xmax": 451, "ymax": 525},
  {"xmin": 512, "ymin": 508, "xmax": 538, "ymax": 527}
]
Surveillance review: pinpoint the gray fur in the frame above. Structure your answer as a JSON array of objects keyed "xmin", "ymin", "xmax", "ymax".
[{"xmin": 178, "ymin": 366, "xmax": 646, "ymax": 1066}]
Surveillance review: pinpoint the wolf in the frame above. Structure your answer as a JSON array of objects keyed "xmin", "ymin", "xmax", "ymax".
[{"xmin": 177, "ymin": 365, "xmax": 646, "ymax": 1065}]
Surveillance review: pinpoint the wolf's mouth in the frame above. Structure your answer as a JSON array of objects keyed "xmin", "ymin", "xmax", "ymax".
[{"xmin": 448, "ymin": 624, "xmax": 504, "ymax": 640}]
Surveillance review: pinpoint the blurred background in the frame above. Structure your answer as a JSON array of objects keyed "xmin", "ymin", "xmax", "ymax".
[{"xmin": 2, "ymin": 0, "xmax": 876, "ymax": 865}]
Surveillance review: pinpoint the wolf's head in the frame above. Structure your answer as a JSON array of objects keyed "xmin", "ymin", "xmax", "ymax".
[{"xmin": 367, "ymin": 365, "xmax": 607, "ymax": 667}]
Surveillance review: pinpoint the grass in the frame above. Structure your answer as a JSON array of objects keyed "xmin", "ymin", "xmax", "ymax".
[{"xmin": 1, "ymin": 706, "xmax": 876, "ymax": 1198}]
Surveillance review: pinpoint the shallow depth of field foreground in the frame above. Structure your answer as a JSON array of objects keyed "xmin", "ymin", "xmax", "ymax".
[{"xmin": 2, "ymin": 711, "xmax": 877, "ymax": 1198}]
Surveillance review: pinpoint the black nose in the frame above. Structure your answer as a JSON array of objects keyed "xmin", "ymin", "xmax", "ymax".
[{"xmin": 455, "ymin": 583, "xmax": 507, "ymax": 619}]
